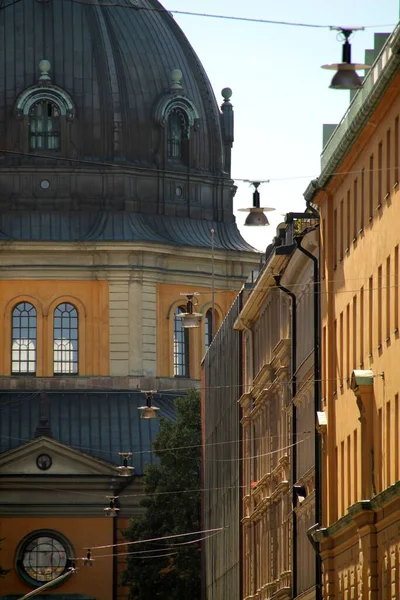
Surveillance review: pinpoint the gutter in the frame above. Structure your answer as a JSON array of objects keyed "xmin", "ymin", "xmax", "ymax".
[
  {"xmin": 273, "ymin": 275, "xmax": 297, "ymax": 598},
  {"xmin": 295, "ymin": 237, "xmax": 322, "ymax": 600}
]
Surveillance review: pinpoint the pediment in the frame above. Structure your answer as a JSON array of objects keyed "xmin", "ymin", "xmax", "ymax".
[{"xmin": 0, "ymin": 436, "xmax": 118, "ymax": 476}]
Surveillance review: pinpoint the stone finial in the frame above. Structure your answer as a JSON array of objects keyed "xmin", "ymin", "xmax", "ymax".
[
  {"xmin": 221, "ymin": 87, "xmax": 233, "ymax": 103},
  {"xmin": 170, "ymin": 68, "xmax": 183, "ymax": 91},
  {"xmin": 38, "ymin": 59, "xmax": 51, "ymax": 82}
]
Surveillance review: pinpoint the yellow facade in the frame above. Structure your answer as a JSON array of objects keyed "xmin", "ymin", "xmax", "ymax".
[
  {"xmin": 0, "ymin": 518, "xmax": 113, "ymax": 600},
  {"xmin": 313, "ymin": 48, "xmax": 400, "ymax": 599},
  {"xmin": 157, "ymin": 283, "xmax": 237, "ymax": 380},
  {"xmin": 0, "ymin": 280, "xmax": 109, "ymax": 376}
]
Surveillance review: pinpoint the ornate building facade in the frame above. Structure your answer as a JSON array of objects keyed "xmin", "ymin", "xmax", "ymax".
[
  {"xmin": 202, "ymin": 218, "xmax": 319, "ymax": 600},
  {"xmin": 305, "ymin": 28, "xmax": 400, "ymax": 599},
  {"xmin": 0, "ymin": 1, "xmax": 259, "ymax": 599}
]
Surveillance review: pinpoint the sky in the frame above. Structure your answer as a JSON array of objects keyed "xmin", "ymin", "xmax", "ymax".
[{"xmin": 162, "ymin": 0, "xmax": 399, "ymax": 251}]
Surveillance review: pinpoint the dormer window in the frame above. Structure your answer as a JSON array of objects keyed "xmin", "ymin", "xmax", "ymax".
[
  {"xmin": 168, "ymin": 108, "xmax": 188, "ymax": 160},
  {"xmin": 14, "ymin": 60, "xmax": 76, "ymax": 155},
  {"xmin": 29, "ymin": 101, "xmax": 61, "ymax": 151}
]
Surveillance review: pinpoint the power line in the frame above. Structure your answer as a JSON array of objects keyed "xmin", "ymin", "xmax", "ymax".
[{"xmin": 85, "ymin": 526, "xmax": 226, "ymax": 551}]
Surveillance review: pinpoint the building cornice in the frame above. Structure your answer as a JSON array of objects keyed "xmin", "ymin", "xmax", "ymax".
[{"xmin": 304, "ymin": 24, "xmax": 400, "ymax": 202}]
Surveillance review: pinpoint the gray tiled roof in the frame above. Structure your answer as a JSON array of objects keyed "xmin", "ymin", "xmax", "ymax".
[{"xmin": 0, "ymin": 211, "xmax": 255, "ymax": 251}]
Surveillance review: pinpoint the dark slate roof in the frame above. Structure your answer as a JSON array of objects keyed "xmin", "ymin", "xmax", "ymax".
[
  {"xmin": 0, "ymin": 391, "xmax": 177, "ymax": 475},
  {"xmin": 0, "ymin": 211, "xmax": 255, "ymax": 251}
]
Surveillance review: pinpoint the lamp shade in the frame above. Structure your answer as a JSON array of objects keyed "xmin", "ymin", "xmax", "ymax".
[
  {"xmin": 244, "ymin": 208, "xmax": 270, "ymax": 226},
  {"xmin": 138, "ymin": 405, "xmax": 160, "ymax": 419},
  {"xmin": 329, "ymin": 66, "xmax": 363, "ymax": 90}
]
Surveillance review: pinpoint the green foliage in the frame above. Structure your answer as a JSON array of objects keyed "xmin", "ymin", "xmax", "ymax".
[
  {"xmin": 0, "ymin": 537, "xmax": 10, "ymax": 578},
  {"xmin": 122, "ymin": 390, "xmax": 201, "ymax": 600}
]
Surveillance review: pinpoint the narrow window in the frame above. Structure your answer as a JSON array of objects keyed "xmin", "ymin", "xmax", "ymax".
[
  {"xmin": 378, "ymin": 142, "xmax": 383, "ymax": 207},
  {"xmin": 340, "ymin": 199, "xmax": 344, "ymax": 259},
  {"xmin": 386, "ymin": 128, "xmax": 391, "ymax": 196},
  {"xmin": 378, "ymin": 265, "xmax": 383, "ymax": 349},
  {"xmin": 53, "ymin": 303, "xmax": 78, "ymax": 374},
  {"xmin": 352, "ymin": 295, "xmax": 357, "ymax": 370},
  {"xmin": 360, "ymin": 287, "xmax": 364, "ymax": 366},
  {"xmin": 29, "ymin": 101, "xmax": 61, "ymax": 151},
  {"xmin": 346, "ymin": 304, "xmax": 350, "ymax": 384},
  {"xmin": 167, "ymin": 108, "xmax": 188, "ymax": 161},
  {"xmin": 395, "ymin": 245, "xmax": 399, "ymax": 332},
  {"xmin": 353, "ymin": 429, "xmax": 358, "ymax": 502},
  {"xmin": 347, "ymin": 435, "xmax": 351, "ymax": 506},
  {"xmin": 369, "ymin": 154, "xmax": 374, "ymax": 221},
  {"xmin": 340, "ymin": 440, "xmax": 345, "ymax": 515},
  {"xmin": 395, "ymin": 116, "xmax": 399, "ymax": 186},
  {"xmin": 333, "ymin": 209, "xmax": 338, "ymax": 268},
  {"xmin": 386, "ymin": 256, "xmax": 391, "ymax": 341},
  {"xmin": 333, "ymin": 319, "xmax": 337, "ymax": 394},
  {"xmin": 360, "ymin": 168, "xmax": 365, "ymax": 232},
  {"xmin": 205, "ymin": 308, "xmax": 215, "ymax": 351},
  {"xmin": 377, "ymin": 408, "xmax": 383, "ymax": 492},
  {"xmin": 368, "ymin": 276, "xmax": 373, "ymax": 357},
  {"xmin": 386, "ymin": 400, "xmax": 391, "ymax": 486},
  {"xmin": 353, "ymin": 179, "xmax": 358, "ymax": 241},
  {"xmin": 174, "ymin": 306, "xmax": 189, "ymax": 377},
  {"xmin": 395, "ymin": 394, "xmax": 399, "ymax": 482},
  {"xmin": 339, "ymin": 312, "xmax": 344, "ymax": 389},
  {"xmin": 12, "ymin": 302, "xmax": 37, "ymax": 374},
  {"xmin": 346, "ymin": 190, "xmax": 350, "ymax": 251}
]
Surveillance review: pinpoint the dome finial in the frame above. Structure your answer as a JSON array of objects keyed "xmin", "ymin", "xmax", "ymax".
[
  {"xmin": 38, "ymin": 59, "xmax": 51, "ymax": 82},
  {"xmin": 221, "ymin": 88, "xmax": 233, "ymax": 103},
  {"xmin": 170, "ymin": 68, "xmax": 183, "ymax": 91}
]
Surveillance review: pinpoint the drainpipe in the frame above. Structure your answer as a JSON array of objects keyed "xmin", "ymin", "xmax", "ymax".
[
  {"xmin": 295, "ymin": 236, "xmax": 322, "ymax": 600},
  {"xmin": 273, "ymin": 275, "xmax": 297, "ymax": 598}
]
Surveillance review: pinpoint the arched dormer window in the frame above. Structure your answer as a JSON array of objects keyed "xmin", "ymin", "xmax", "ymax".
[
  {"xmin": 53, "ymin": 303, "xmax": 78, "ymax": 375},
  {"xmin": 154, "ymin": 71, "xmax": 200, "ymax": 166},
  {"xmin": 14, "ymin": 60, "xmax": 76, "ymax": 154},
  {"xmin": 168, "ymin": 108, "xmax": 188, "ymax": 161},
  {"xmin": 174, "ymin": 306, "xmax": 189, "ymax": 377},
  {"xmin": 12, "ymin": 302, "xmax": 37, "ymax": 375},
  {"xmin": 29, "ymin": 101, "xmax": 61, "ymax": 151}
]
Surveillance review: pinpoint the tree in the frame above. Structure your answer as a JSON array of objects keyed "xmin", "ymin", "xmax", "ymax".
[{"xmin": 122, "ymin": 389, "xmax": 201, "ymax": 600}]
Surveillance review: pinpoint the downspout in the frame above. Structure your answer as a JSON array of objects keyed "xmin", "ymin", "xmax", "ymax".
[
  {"xmin": 295, "ymin": 237, "xmax": 322, "ymax": 600},
  {"xmin": 273, "ymin": 275, "xmax": 297, "ymax": 598}
]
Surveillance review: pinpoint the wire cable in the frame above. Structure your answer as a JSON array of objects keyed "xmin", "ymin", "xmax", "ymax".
[{"xmin": 84, "ymin": 526, "xmax": 226, "ymax": 550}]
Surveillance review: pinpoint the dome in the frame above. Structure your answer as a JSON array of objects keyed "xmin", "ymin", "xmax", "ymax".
[{"xmin": 0, "ymin": 0, "xmax": 253, "ymax": 250}]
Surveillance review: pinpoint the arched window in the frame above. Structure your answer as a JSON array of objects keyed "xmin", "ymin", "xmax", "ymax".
[
  {"xmin": 174, "ymin": 306, "xmax": 189, "ymax": 377},
  {"xmin": 53, "ymin": 303, "xmax": 78, "ymax": 375},
  {"xmin": 168, "ymin": 108, "xmax": 188, "ymax": 160},
  {"xmin": 205, "ymin": 308, "xmax": 215, "ymax": 351},
  {"xmin": 12, "ymin": 302, "xmax": 37, "ymax": 375},
  {"xmin": 29, "ymin": 101, "xmax": 61, "ymax": 151}
]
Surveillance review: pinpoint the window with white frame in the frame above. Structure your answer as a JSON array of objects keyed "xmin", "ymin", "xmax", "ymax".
[
  {"xmin": 12, "ymin": 302, "xmax": 37, "ymax": 375},
  {"xmin": 53, "ymin": 303, "xmax": 78, "ymax": 375},
  {"xmin": 173, "ymin": 306, "xmax": 189, "ymax": 377}
]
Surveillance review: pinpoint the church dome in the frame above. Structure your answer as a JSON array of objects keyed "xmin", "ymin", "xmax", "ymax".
[
  {"xmin": 0, "ymin": 0, "xmax": 254, "ymax": 251},
  {"xmin": 1, "ymin": 0, "xmax": 223, "ymax": 168}
]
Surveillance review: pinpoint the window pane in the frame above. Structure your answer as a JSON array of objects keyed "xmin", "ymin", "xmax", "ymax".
[
  {"xmin": 173, "ymin": 306, "xmax": 189, "ymax": 377},
  {"xmin": 11, "ymin": 302, "xmax": 37, "ymax": 375},
  {"xmin": 29, "ymin": 101, "xmax": 61, "ymax": 152},
  {"xmin": 53, "ymin": 303, "xmax": 78, "ymax": 374}
]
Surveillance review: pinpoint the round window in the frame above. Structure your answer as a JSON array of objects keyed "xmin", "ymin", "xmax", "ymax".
[{"xmin": 16, "ymin": 530, "xmax": 73, "ymax": 587}]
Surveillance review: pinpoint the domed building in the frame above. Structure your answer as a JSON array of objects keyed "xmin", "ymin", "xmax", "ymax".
[{"xmin": 0, "ymin": 1, "xmax": 259, "ymax": 599}]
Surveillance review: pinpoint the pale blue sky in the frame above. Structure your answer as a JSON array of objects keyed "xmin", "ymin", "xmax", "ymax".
[{"xmin": 162, "ymin": 0, "xmax": 399, "ymax": 251}]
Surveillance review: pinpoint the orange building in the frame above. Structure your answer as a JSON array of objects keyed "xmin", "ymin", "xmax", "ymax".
[
  {"xmin": 0, "ymin": 1, "xmax": 259, "ymax": 598},
  {"xmin": 305, "ymin": 29, "xmax": 400, "ymax": 598}
]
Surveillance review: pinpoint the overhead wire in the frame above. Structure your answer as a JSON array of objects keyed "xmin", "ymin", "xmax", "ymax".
[{"xmin": 85, "ymin": 526, "xmax": 226, "ymax": 550}]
